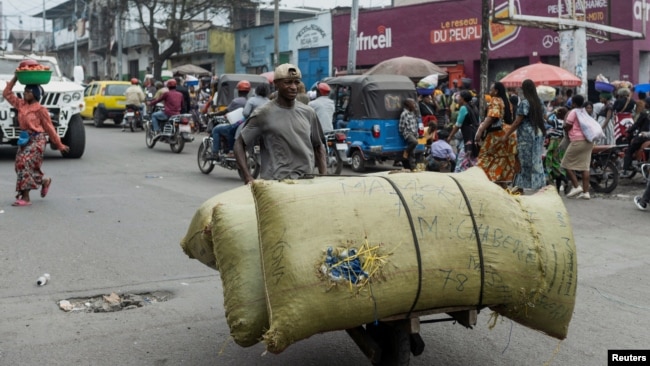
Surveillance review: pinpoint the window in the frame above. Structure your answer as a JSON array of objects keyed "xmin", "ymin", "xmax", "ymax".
[
  {"xmin": 105, "ymin": 84, "xmax": 129, "ymax": 96},
  {"xmin": 128, "ymin": 60, "xmax": 139, "ymax": 80}
]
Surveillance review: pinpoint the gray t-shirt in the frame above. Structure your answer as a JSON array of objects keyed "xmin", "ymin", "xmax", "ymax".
[
  {"xmin": 241, "ymin": 100, "xmax": 324, "ymax": 180},
  {"xmin": 243, "ymin": 95, "xmax": 269, "ymax": 118},
  {"xmin": 309, "ymin": 96, "xmax": 335, "ymax": 133},
  {"xmin": 227, "ymin": 96, "xmax": 247, "ymax": 112}
]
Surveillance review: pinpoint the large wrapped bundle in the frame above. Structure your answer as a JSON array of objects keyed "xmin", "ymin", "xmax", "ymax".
[
  {"xmin": 209, "ymin": 187, "xmax": 267, "ymax": 347},
  {"xmin": 251, "ymin": 168, "xmax": 577, "ymax": 353},
  {"xmin": 180, "ymin": 192, "xmax": 231, "ymax": 271},
  {"xmin": 180, "ymin": 186, "xmax": 267, "ymax": 346}
]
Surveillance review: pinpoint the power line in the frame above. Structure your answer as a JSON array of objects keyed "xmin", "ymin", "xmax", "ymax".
[{"xmin": 4, "ymin": 0, "xmax": 69, "ymax": 16}]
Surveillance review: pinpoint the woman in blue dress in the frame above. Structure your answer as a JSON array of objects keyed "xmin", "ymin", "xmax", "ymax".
[{"xmin": 502, "ymin": 79, "xmax": 547, "ymax": 190}]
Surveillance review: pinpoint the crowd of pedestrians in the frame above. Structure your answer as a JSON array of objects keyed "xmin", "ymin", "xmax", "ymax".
[{"xmin": 413, "ymin": 76, "xmax": 649, "ymax": 209}]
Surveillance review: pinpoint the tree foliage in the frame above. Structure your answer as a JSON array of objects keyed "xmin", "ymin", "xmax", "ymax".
[{"xmin": 129, "ymin": 0, "xmax": 251, "ymax": 80}]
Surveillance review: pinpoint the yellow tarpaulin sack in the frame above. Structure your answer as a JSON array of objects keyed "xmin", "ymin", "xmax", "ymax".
[
  {"xmin": 210, "ymin": 187, "xmax": 267, "ymax": 347},
  {"xmin": 180, "ymin": 186, "xmax": 267, "ymax": 347},
  {"xmin": 180, "ymin": 192, "xmax": 228, "ymax": 271},
  {"xmin": 251, "ymin": 168, "xmax": 576, "ymax": 353}
]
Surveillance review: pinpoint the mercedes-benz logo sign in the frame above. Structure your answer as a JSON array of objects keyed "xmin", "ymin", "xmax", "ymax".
[{"xmin": 542, "ymin": 35, "xmax": 554, "ymax": 48}]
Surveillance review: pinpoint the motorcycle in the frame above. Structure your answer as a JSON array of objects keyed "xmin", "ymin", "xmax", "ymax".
[
  {"xmin": 145, "ymin": 113, "xmax": 195, "ymax": 153},
  {"xmin": 617, "ymin": 138, "xmax": 650, "ymax": 179},
  {"xmin": 123, "ymin": 104, "xmax": 144, "ymax": 132},
  {"xmin": 553, "ymin": 145, "xmax": 619, "ymax": 194},
  {"xmin": 197, "ymin": 117, "xmax": 260, "ymax": 181},
  {"xmin": 324, "ymin": 128, "xmax": 349, "ymax": 175},
  {"xmin": 582, "ymin": 144, "xmax": 620, "ymax": 193}
]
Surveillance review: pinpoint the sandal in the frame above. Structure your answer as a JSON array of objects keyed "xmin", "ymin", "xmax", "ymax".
[
  {"xmin": 41, "ymin": 178, "xmax": 52, "ymax": 198},
  {"xmin": 12, "ymin": 199, "xmax": 32, "ymax": 207}
]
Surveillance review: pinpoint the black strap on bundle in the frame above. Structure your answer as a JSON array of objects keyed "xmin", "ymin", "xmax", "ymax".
[
  {"xmin": 376, "ymin": 176, "xmax": 423, "ymax": 319},
  {"xmin": 449, "ymin": 176, "xmax": 485, "ymax": 307}
]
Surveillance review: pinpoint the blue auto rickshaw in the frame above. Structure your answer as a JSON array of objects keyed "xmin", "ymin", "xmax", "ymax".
[{"xmin": 326, "ymin": 75, "xmax": 425, "ymax": 172}]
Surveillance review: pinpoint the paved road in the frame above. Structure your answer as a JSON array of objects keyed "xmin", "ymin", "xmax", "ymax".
[{"xmin": 0, "ymin": 122, "xmax": 648, "ymax": 365}]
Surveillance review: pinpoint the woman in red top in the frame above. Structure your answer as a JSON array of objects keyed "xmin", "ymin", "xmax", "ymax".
[{"xmin": 3, "ymin": 76, "xmax": 69, "ymax": 206}]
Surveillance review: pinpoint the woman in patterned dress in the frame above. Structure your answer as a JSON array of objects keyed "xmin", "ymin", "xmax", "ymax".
[
  {"xmin": 4, "ymin": 76, "xmax": 69, "ymax": 206},
  {"xmin": 502, "ymin": 79, "xmax": 547, "ymax": 190},
  {"xmin": 475, "ymin": 81, "xmax": 517, "ymax": 187},
  {"xmin": 544, "ymin": 107, "xmax": 569, "ymax": 191}
]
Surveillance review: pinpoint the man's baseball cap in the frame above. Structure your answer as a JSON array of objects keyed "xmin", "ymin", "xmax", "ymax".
[{"xmin": 274, "ymin": 63, "xmax": 302, "ymax": 80}]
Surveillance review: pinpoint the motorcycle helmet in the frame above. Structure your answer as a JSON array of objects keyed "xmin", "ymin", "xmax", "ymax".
[
  {"xmin": 166, "ymin": 79, "xmax": 177, "ymax": 88},
  {"xmin": 236, "ymin": 80, "xmax": 251, "ymax": 92},
  {"xmin": 317, "ymin": 82, "xmax": 331, "ymax": 95},
  {"xmin": 130, "ymin": 78, "xmax": 139, "ymax": 85}
]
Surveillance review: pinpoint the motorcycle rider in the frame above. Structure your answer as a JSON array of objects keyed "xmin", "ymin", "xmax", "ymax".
[
  {"xmin": 174, "ymin": 77, "xmax": 191, "ymax": 114},
  {"xmin": 210, "ymin": 80, "xmax": 250, "ymax": 160},
  {"xmin": 243, "ymin": 83, "xmax": 270, "ymax": 119},
  {"xmin": 621, "ymin": 96, "xmax": 650, "ymax": 177},
  {"xmin": 148, "ymin": 79, "xmax": 183, "ymax": 135},
  {"xmin": 234, "ymin": 63, "xmax": 326, "ymax": 183},
  {"xmin": 309, "ymin": 82, "xmax": 335, "ymax": 133},
  {"xmin": 153, "ymin": 81, "xmax": 167, "ymax": 100},
  {"xmin": 123, "ymin": 78, "xmax": 146, "ymax": 131}
]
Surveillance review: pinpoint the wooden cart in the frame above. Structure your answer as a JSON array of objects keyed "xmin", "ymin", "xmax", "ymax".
[{"xmin": 346, "ymin": 306, "xmax": 481, "ymax": 366}]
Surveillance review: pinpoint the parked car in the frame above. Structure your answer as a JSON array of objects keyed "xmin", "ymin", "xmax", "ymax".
[
  {"xmin": 81, "ymin": 80, "xmax": 131, "ymax": 127},
  {"xmin": 325, "ymin": 74, "xmax": 425, "ymax": 172}
]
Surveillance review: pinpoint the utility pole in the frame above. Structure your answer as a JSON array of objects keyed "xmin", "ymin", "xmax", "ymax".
[
  {"xmin": 346, "ymin": 0, "xmax": 359, "ymax": 75},
  {"xmin": 479, "ymin": 0, "xmax": 489, "ymax": 117},
  {"xmin": 73, "ymin": 0, "xmax": 78, "ymax": 65},
  {"xmin": 43, "ymin": 0, "xmax": 47, "ymax": 55},
  {"xmin": 116, "ymin": 7, "xmax": 123, "ymax": 80},
  {"xmin": 273, "ymin": 0, "xmax": 279, "ymax": 67}
]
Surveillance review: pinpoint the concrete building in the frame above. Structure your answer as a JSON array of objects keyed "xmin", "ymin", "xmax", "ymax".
[
  {"xmin": 168, "ymin": 23, "xmax": 235, "ymax": 77},
  {"xmin": 6, "ymin": 30, "xmax": 51, "ymax": 54},
  {"xmin": 234, "ymin": 11, "xmax": 332, "ymax": 88}
]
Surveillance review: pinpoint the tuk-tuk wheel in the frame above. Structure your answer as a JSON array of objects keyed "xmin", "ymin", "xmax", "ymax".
[
  {"xmin": 351, "ymin": 150, "xmax": 366, "ymax": 173},
  {"xmin": 366, "ymin": 321, "xmax": 411, "ymax": 366}
]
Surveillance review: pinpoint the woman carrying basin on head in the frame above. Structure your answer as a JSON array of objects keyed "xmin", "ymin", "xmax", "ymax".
[{"xmin": 4, "ymin": 76, "xmax": 69, "ymax": 207}]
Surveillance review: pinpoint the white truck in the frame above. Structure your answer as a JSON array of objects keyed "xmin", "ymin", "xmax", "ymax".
[{"xmin": 0, "ymin": 53, "xmax": 86, "ymax": 158}]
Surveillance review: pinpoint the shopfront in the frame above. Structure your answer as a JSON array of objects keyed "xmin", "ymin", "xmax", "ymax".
[
  {"xmin": 332, "ymin": 0, "xmax": 650, "ymax": 89},
  {"xmin": 289, "ymin": 13, "xmax": 333, "ymax": 89}
]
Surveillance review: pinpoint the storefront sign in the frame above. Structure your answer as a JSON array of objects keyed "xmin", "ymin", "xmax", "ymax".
[
  {"xmin": 489, "ymin": 1, "xmax": 521, "ymax": 50},
  {"xmin": 296, "ymin": 24, "xmax": 327, "ymax": 48},
  {"xmin": 357, "ymin": 26, "xmax": 392, "ymax": 51},
  {"xmin": 180, "ymin": 31, "xmax": 208, "ymax": 54},
  {"xmin": 430, "ymin": 18, "xmax": 481, "ymax": 44}
]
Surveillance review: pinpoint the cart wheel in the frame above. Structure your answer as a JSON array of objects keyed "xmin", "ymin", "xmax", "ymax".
[{"xmin": 366, "ymin": 321, "xmax": 411, "ymax": 366}]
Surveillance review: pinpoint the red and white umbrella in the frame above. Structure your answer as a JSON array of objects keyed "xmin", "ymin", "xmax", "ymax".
[{"xmin": 500, "ymin": 62, "xmax": 581, "ymax": 87}]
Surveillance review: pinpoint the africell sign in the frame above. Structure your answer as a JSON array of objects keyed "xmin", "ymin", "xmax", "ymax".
[{"xmin": 357, "ymin": 26, "xmax": 393, "ymax": 51}]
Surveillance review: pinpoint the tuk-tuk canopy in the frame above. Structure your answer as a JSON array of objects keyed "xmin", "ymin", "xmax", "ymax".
[
  {"xmin": 324, "ymin": 75, "xmax": 416, "ymax": 120},
  {"xmin": 216, "ymin": 74, "xmax": 270, "ymax": 108}
]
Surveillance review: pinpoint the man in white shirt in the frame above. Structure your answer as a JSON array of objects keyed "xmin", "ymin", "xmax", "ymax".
[{"xmin": 308, "ymin": 82, "xmax": 335, "ymax": 133}]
